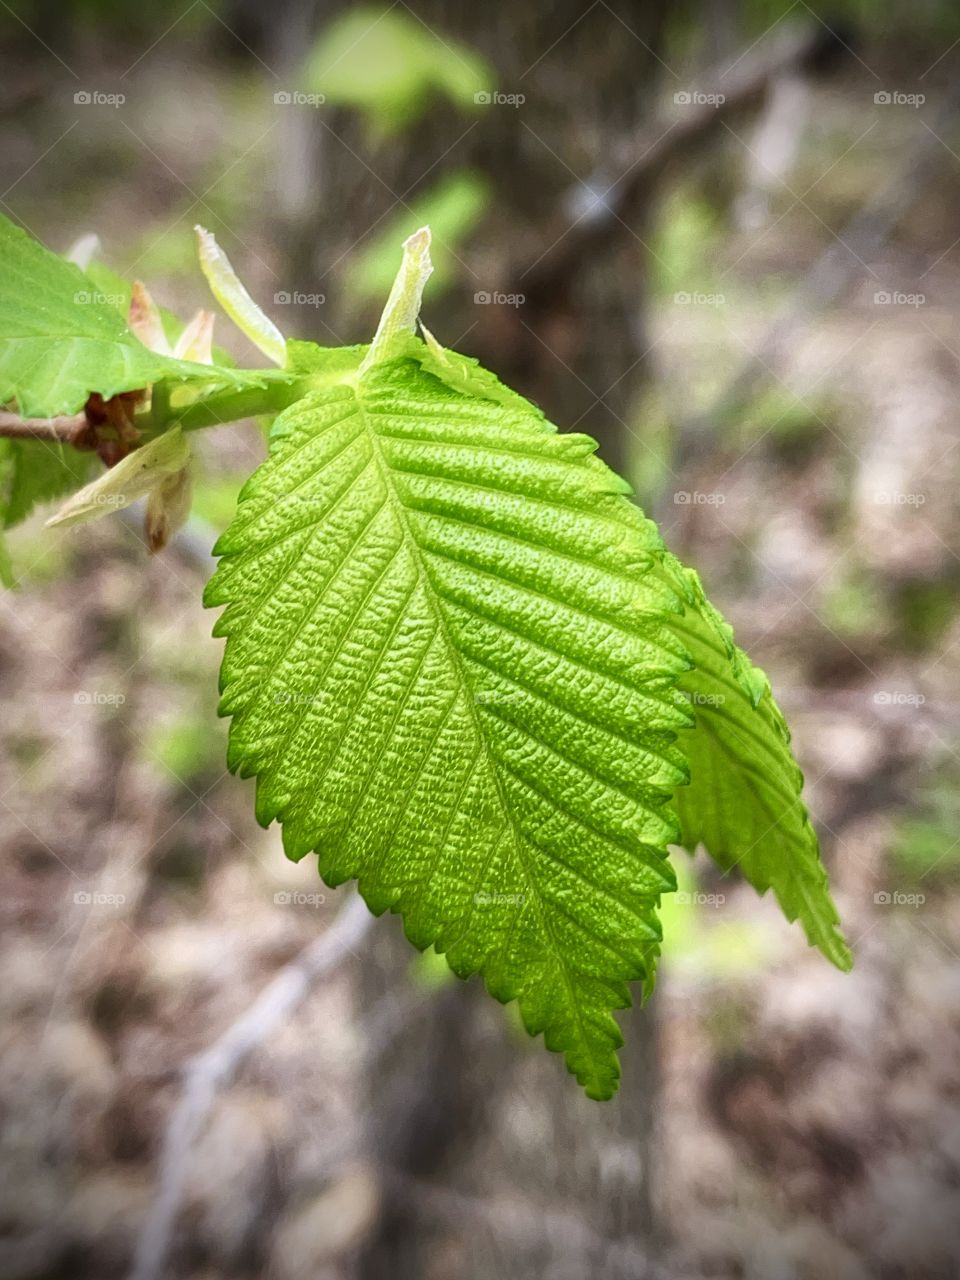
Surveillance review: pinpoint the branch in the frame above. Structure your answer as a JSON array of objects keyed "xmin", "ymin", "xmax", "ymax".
[
  {"xmin": 127, "ymin": 892, "xmax": 374, "ymax": 1280},
  {"xmin": 519, "ymin": 23, "xmax": 825, "ymax": 297},
  {"xmin": 0, "ymin": 410, "xmax": 89, "ymax": 443}
]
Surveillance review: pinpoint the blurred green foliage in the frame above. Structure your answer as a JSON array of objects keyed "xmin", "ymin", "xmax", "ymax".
[
  {"xmin": 659, "ymin": 855, "xmax": 771, "ymax": 978},
  {"xmin": 891, "ymin": 768, "xmax": 960, "ymax": 883},
  {"xmin": 304, "ymin": 6, "xmax": 492, "ymax": 139},
  {"xmin": 350, "ymin": 171, "xmax": 489, "ymax": 303}
]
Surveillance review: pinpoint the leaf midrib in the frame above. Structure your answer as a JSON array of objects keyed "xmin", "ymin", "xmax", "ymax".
[{"xmin": 355, "ymin": 375, "xmax": 609, "ymax": 1090}]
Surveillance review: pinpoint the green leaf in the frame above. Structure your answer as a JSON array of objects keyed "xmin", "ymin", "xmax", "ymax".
[
  {"xmin": 206, "ymin": 354, "xmax": 694, "ymax": 1099},
  {"xmin": 0, "ymin": 437, "xmax": 98, "ymax": 529},
  {"xmin": 667, "ymin": 562, "xmax": 852, "ymax": 971},
  {"xmin": 0, "ymin": 214, "xmax": 288, "ymax": 417}
]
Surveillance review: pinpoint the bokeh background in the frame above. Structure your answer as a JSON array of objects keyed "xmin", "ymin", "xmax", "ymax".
[{"xmin": 2, "ymin": 2, "xmax": 960, "ymax": 1278}]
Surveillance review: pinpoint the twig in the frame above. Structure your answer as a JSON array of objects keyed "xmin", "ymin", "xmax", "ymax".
[
  {"xmin": 519, "ymin": 23, "xmax": 824, "ymax": 296},
  {"xmin": 127, "ymin": 892, "xmax": 374, "ymax": 1280},
  {"xmin": 0, "ymin": 410, "xmax": 88, "ymax": 443}
]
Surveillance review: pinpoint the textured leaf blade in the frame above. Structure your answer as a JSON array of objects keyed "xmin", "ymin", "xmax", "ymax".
[
  {"xmin": 0, "ymin": 214, "xmax": 289, "ymax": 416},
  {"xmin": 207, "ymin": 356, "xmax": 695, "ymax": 1098},
  {"xmin": 666, "ymin": 561, "xmax": 852, "ymax": 971}
]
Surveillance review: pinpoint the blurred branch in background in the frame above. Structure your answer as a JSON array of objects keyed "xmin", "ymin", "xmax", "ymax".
[{"xmin": 129, "ymin": 893, "xmax": 372, "ymax": 1280}]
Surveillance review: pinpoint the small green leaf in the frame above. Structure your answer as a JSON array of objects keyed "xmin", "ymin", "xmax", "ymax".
[{"xmin": 194, "ymin": 226, "xmax": 286, "ymax": 367}]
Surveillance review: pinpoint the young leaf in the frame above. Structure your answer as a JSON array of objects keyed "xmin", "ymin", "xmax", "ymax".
[
  {"xmin": 46, "ymin": 428, "xmax": 190, "ymax": 529},
  {"xmin": 666, "ymin": 563, "xmax": 852, "ymax": 971},
  {"xmin": 194, "ymin": 226, "xmax": 286, "ymax": 367},
  {"xmin": 0, "ymin": 214, "xmax": 290, "ymax": 416},
  {"xmin": 206, "ymin": 357, "xmax": 694, "ymax": 1100},
  {"xmin": 207, "ymin": 232, "xmax": 851, "ymax": 1096}
]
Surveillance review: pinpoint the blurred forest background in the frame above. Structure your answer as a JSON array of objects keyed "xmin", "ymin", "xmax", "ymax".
[{"xmin": 1, "ymin": 1, "xmax": 960, "ymax": 1277}]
